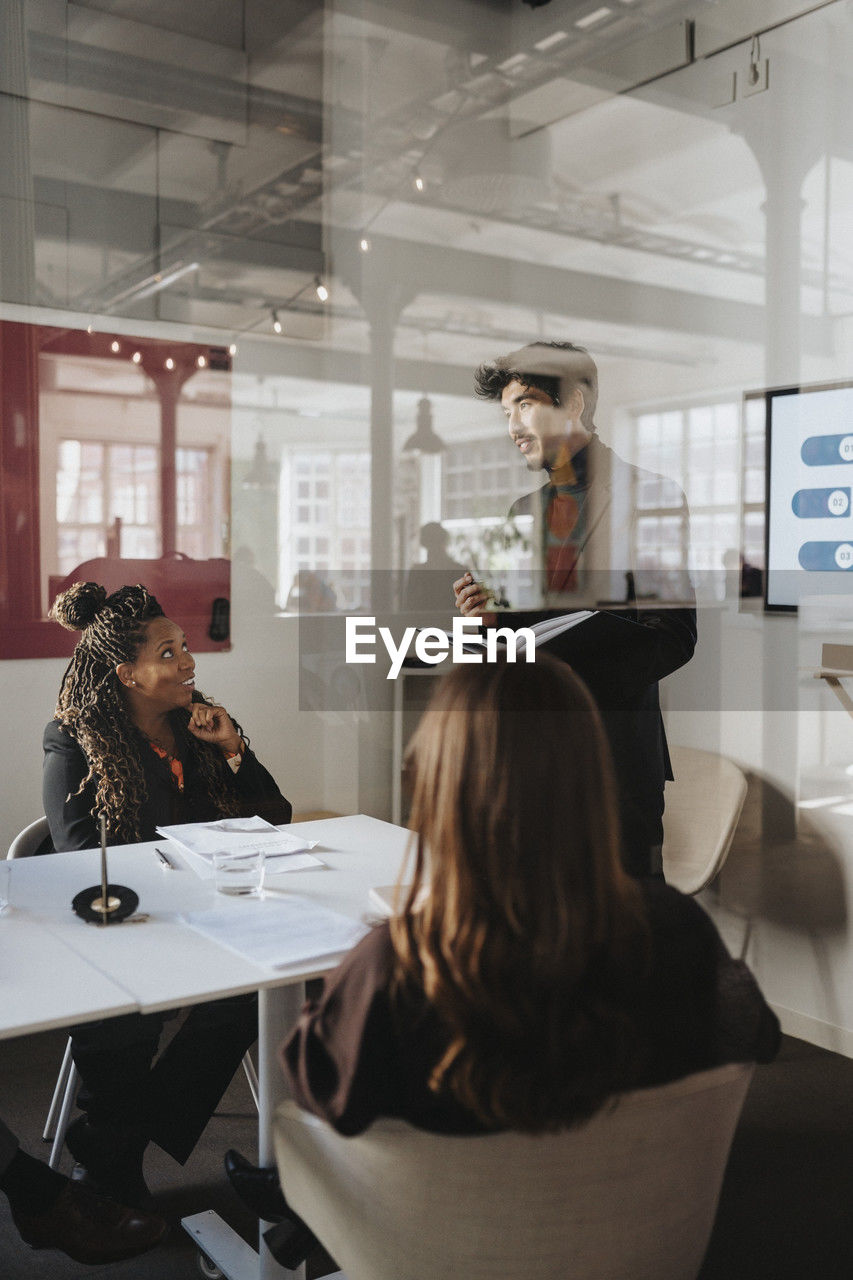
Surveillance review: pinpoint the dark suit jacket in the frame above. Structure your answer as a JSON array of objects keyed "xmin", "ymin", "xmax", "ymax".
[
  {"xmin": 42, "ymin": 718, "xmax": 291, "ymax": 852},
  {"xmin": 507, "ymin": 436, "xmax": 697, "ymax": 872}
]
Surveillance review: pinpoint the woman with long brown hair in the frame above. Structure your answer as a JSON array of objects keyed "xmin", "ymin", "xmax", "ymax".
[
  {"xmin": 42, "ymin": 581, "xmax": 291, "ymax": 1205},
  {"xmin": 227, "ymin": 654, "xmax": 778, "ymax": 1268},
  {"xmin": 282, "ymin": 654, "xmax": 777, "ymax": 1137}
]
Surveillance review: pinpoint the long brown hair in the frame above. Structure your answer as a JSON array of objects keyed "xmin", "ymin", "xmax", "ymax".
[
  {"xmin": 50, "ymin": 581, "xmax": 243, "ymax": 842},
  {"xmin": 390, "ymin": 654, "xmax": 649, "ymax": 1131}
]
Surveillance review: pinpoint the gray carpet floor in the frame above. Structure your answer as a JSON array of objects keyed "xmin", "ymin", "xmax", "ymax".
[
  {"xmin": 0, "ymin": 1024, "xmax": 260, "ymax": 1279},
  {"xmin": 1, "ymin": 1030, "xmax": 850, "ymax": 1278}
]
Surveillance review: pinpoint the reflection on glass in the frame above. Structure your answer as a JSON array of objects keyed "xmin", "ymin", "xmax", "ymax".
[
  {"xmin": 0, "ymin": 321, "xmax": 231, "ymax": 659},
  {"xmin": 280, "ymin": 450, "xmax": 371, "ymax": 612}
]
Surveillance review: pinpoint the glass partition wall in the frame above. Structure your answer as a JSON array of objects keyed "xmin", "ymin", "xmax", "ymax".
[{"xmin": 2, "ymin": 3, "xmax": 853, "ymax": 1041}]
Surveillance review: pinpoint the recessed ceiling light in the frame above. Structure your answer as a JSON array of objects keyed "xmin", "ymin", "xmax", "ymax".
[
  {"xmin": 575, "ymin": 7, "xmax": 612, "ymax": 30},
  {"xmin": 534, "ymin": 31, "xmax": 569, "ymax": 52}
]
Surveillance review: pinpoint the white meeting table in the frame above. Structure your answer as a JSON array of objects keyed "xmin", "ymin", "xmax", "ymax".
[
  {"xmin": 0, "ymin": 914, "xmax": 138, "ymax": 1037},
  {"xmin": 3, "ymin": 814, "xmax": 411, "ymax": 1280}
]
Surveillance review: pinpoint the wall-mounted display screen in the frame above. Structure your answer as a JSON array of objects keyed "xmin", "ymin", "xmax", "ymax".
[{"xmin": 765, "ymin": 380, "xmax": 853, "ymax": 612}]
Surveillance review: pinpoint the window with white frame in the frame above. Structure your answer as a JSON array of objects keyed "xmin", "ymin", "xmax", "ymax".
[
  {"xmin": 280, "ymin": 449, "xmax": 371, "ymax": 611},
  {"xmin": 439, "ymin": 437, "xmax": 535, "ymax": 604},
  {"xmin": 443, "ymin": 437, "xmax": 529, "ymax": 522},
  {"xmin": 628, "ymin": 397, "xmax": 764, "ymax": 595},
  {"xmin": 741, "ymin": 393, "xmax": 766, "ymax": 571},
  {"xmin": 56, "ymin": 440, "xmax": 215, "ymax": 574},
  {"xmin": 175, "ymin": 447, "xmax": 214, "ymax": 560}
]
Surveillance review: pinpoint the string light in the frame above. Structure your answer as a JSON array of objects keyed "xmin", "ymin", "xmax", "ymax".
[
  {"xmin": 165, "ymin": 357, "xmax": 175, "ymax": 370},
  {"xmin": 228, "ymin": 343, "xmax": 237, "ymax": 356},
  {"xmin": 314, "ymin": 276, "xmax": 329, "ymax": 302},
  {"xmin": 110, "ymin": 340, "xmax": 120, "ymax": 353},
  {"xmin": 413, "ymin": 175, "xmax": 425, "ymax": 192},
  {"xmin": 131, "ymin": 351, "xmax": 142, "ymax": 364},
  {"xmin": 359, "ymin": 236, "xmax": 370, "ymax": 252},
  {"xmin": 196, "ymin": 354, "xmax": 207, "ymax": 368},
  {"xmin": 272, "ymin": 310, "xmax": 283, "ymax": 334}
]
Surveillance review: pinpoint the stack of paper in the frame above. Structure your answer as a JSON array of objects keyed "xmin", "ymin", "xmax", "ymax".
[
  {"xmin": 157, "ymin": 817, "xmax": 323, "ymax": 878},
  {"xmin": 183, "ymin": 895, "xmax": 368, "ymax": 969}
]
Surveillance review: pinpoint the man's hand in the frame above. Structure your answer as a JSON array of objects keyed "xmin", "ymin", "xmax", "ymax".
[{"xmin": 453, "ymin": 572, "xmax": 497, "ymax": 627}]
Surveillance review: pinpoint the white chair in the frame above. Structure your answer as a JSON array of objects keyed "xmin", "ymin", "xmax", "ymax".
[
  {"xmin": 663, "ymin": 745, "xmax": 748, "ymax": 895},
  {"xmin": 273, "ymin": 1061, "xmax": 754, "ymax": 1280},
  {"xmin": 7, "ymin": 815, "xmax": 51, "ymax": 861},
  {"xmin": 6, "ymin": 817, "xmax": 260, "ymax": 1170}
]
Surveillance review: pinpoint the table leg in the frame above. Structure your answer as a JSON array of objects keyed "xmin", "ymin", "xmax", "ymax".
[
  {"xmin": 183, "ymin": 983, "xmax": 307, "ymax": 1280},
  {"xmin": 258, "ymin": 984, "xmax": 305, "ymax": 1280}
]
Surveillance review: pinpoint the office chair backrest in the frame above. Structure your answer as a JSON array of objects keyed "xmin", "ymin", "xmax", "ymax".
[
  {"xmin": 7, "ymin": 816, "xmax": 52, "ymax": 860},
  {"xmin": 274, "ymin": 1061, "xmax": 754, "ymax": 1280},
  {"xmin": 663, "ymin": 746, "xmax": 748, "ymax": 894}
]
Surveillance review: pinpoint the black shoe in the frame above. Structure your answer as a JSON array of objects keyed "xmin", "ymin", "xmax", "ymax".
[
  {"xmin": 66, "ymin": 1117, "xmax": 150, "ymax": 1210},
  {"xmin": 263, "ymin": 1215, "xmax": 319, "ymax": 1270},
  {"xmin": 12, "ymin": 1181, "xmax": 167, "ymax": 1265},
  {"xmin": 224, "ymin": 1148, "xmax": 288, "ymax": 1222}
]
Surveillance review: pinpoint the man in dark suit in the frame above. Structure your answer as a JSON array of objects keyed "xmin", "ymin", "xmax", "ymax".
[{"xmin": 454, "ymin": 341, "xmax": 696, "ymax": 877}]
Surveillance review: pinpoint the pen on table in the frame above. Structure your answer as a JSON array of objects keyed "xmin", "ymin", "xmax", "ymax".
[{"xmin": 155, "ymin": 847, "xmax": 178, "ymax": 870}]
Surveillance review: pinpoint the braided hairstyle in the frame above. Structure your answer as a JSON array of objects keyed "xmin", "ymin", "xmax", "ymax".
[{"xmin": 50, "ymin": 582, "xmax": 243, "ymax": 843}]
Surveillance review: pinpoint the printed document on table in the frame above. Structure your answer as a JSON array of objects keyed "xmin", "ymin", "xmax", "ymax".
[
  {"xmin": 157, "ymin": 816, "xmax": 320, "ymax": 859},
  {"xmin": 183, "ymin": 895, "xmax": 368, "ymax": 969},
  {"xmin": 157, "ymin": 816, "xmax": 323, "ymax": 879}
]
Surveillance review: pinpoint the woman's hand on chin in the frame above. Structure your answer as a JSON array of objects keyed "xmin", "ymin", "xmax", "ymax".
[{"xmin": 188, "ymin": 702, "xmax": 242, "ymax": 755}]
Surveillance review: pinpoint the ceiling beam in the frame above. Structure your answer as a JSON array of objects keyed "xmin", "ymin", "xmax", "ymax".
[
  {"xmin": 233, "ymin": 343, "xmax": 476, "ymax": 399},
  {"xmin": 328, "ymin": 0, "xmax": 511, "ymax": 57},
  {"xmin": 30, "ymin": 186, "xmax": 832, "ymax": 357},
  {"xmin": 331, "ymin": 231, "xmax": 831, "ymax": 354}
]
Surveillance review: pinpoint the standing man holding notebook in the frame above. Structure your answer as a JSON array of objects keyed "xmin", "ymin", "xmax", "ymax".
[{"xmin": 454, "ymin": 341, "xmax": 696, "ymax": 878}]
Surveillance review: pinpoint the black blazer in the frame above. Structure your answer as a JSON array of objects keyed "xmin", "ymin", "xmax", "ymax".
[
  {"xmin": 508, "ymin": 436, "xmax": 697, "ymax": 870},
  {"xmin": 43, "ymin": 718, "xmax": 292, "ymax": 852}
]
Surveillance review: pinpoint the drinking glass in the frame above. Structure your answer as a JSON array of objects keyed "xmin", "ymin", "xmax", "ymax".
[{"xmin": 212, "ymin": 850, "xmax": 265, "ymax": 897}]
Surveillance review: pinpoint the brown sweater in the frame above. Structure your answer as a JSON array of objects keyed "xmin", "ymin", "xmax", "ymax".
[{"xmin": 280, "ymin": 882, "xmax": 779, "ymax": 1136}]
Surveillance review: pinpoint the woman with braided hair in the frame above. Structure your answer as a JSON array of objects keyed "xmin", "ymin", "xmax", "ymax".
[{"xmin": 42, "ymin": 581, "xmax": 291, "ymax": 1206}]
